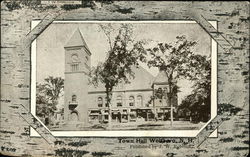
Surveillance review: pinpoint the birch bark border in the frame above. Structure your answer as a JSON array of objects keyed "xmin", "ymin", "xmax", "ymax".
[{"xmin": 17, "ymin": 8, "xmax": 235, "ymax": 148}]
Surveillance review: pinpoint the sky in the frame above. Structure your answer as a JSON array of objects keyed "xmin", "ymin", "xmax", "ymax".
[{"xmin": 36, "ymin": 22, "xmax": 211, "ymax": 105}]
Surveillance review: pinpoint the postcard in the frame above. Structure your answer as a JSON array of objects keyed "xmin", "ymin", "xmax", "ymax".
[{"xmin": 1, "ymin": 1, "xmax": 249, "ymax": 157}]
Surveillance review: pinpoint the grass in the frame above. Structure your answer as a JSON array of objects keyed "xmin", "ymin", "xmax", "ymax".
[{"xmin": 51, "ymin": 120, "xmax": 204, "ymax": 131}]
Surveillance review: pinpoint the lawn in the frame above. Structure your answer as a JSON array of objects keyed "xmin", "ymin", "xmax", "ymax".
[{"xmin": 49, "ymin": 120, "xmax": 205, "ymax": 131}]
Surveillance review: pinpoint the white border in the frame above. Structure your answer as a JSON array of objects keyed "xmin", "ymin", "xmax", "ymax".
[{"xmin": 30, "ymin": 20, "xmax": 217, "ymax": 137}]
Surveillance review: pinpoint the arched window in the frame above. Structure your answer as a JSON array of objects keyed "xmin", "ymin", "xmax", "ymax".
[
  {"xmin": 97, "ymin": 97, "xmax": 103, "ymax": 107},
  {"xmin": 163, "ymin": 87, "xmax": 168, "ymax": 93},
  {"xmin": 129, "ymin": 96, "xmax": 135, "ymax": 106},
  {"xmin": 72, "ymin": 95, "xmax": 77, "ymax": 102},
  {"xmin": 163, "ymin": 87, "xmax": 168, "ymax": 98},
  {"xmin": 69, "ymin": 110, "xmax": 79, "ymax": 121},
  {"xmin": 137, "ymin": 95, "xmax": 143, "ymax": 107},
  {"xmin": 104, "ymin": 97, "xmax": 108, "ymax": 107},
  {"xmin": 116, "ymin": 95, "xmax": 122, "ymax": 107},
  {"xmin": 156, "ymin": 88, "xmax": 163, "ymax": 99}
]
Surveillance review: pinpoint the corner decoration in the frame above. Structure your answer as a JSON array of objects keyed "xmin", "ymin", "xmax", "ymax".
[{"xmin": 1, "ymin": 1, "xmax": 248, "ymax": 157}]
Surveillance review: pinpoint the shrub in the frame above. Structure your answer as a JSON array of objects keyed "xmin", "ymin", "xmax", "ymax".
[{"xmin": 61, "ymin": 4, "xmax": 82, "ymax": 11}]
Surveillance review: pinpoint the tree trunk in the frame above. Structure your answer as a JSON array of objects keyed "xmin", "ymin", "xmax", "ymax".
[
  {"xmin": 168, "ymin": 78, "xmax": 174, "ymax": 127},
  {"xmin": 105, "ymin": 86, "xmax": 112, "ymax": 129},
  {"xmin": 170, "ymin": 103, "xmax": 174, "ymax": 127}
]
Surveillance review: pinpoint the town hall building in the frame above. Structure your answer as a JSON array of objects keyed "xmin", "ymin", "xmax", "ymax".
[{"xmin": 63, "ymin": 28, "xmax": 178, "ymax": 127}]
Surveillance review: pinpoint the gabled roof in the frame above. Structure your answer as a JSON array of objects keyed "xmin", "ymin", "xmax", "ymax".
[
  {"xmin": 153, "ymin": 70, "xmax": 169, "ymax": 84},
  {"xmin": 64, "ymin": 28, "xmax": 91, "ymax": 53},
  {"xmin": 88, "ymin": 65, "xmax": 155, "ymax": 92},
  {"xmin": 124, "ymin": 66, "xmax": 155, "ymax": 90}
]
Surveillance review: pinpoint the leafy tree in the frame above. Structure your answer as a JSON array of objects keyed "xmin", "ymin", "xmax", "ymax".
[
  {"xmin": 146, "ymin": 35, "xmax": 197, "ymax": 126},
  {"xmin": 89, "ymin": 24, "xmax": 146, "ymax": 125},
  {"xmin": 36, "ymin": 76, "xmax": 64, "ymax": 125},
  {"xmin": 43, "ymin": 76, "xmax": 64, "ymax": 105},
  {"xmin": 36, "ymin": 83, "xmax": 49, "ymax": 122},
  {"xmin": 178, "ymin": 54, "xmax": 211, "ymax": 122}
]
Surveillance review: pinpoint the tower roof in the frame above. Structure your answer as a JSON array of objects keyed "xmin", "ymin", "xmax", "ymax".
[
  {"xmin": 64, "ymin": 28, "xmax": 91, "ymax": 53},
  {"xmin": 153, "ymin": 70, "xmax": 169, "ymax": 84}
]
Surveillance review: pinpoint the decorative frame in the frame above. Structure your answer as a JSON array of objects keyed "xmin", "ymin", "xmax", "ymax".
[{"xmin": 1, "ymin": 1, "xmax": 249, "ymax": 157}]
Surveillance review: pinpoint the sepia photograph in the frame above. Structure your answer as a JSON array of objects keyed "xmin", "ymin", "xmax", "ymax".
[
  {"xmin": 34, "ymin": 21, "xmax": 214, "ymax": 131},
  {"xmin": 1, "ymin": 1, "xmax": 249, "ymax": 157}
]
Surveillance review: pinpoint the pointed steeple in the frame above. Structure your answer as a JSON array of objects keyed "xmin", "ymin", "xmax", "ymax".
[
  {"xmin": 64, "ymin": 28, "xmax": 91, "ymax": 54},
  {"xmin": 153, "ymin": 70, "xmax": 169, "ymax": 84}
]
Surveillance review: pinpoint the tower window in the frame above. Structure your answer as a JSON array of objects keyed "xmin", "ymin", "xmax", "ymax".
[
  {"xmin": 129, "ymin": 96, "xmax": 135, "ymax": 106},
  {"xmin": 71, "ymin": 54, "xmax": 79, "ymax": 71},
  {"xmin": 72, "ymin": 95, "xmax": 77, "ymax": 102},
  {"xmin": 71, "ymin": 63, "xmax": 79, "ymax": 71},
  {"xmin": 98, "ymin": 97, "xmax": 103, "ymax": 107},
  {"xmin": 116, "ymin": 95, "xmax": 122, "ymax": 107}
]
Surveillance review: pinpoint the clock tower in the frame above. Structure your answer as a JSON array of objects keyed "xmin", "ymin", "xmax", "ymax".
[{"xmin": 64, "ymin": 28, "xmax": 91, "ymax": 127}]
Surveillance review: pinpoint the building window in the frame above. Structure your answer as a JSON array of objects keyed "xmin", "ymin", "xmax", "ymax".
[
  {"xmin": 116, "ymin": 95, "xmax": 122, "ymax": 107},
  {"xmin": 163, "ymin": 87, "xmax": 168, "ymax": 93},
  {"xmin": 129, "ymin": 96, "xmax": 135, "ymax": 106},
  {"xmin": 72, "ymin": 95, "xmax": 77, "ymax": 102},
  {"xmin": 105, "ymin": 97, "xmax": 109, "ymax": 107},
  {"xmin": 71, "ymin": 63, "xmax": 79, "ymax": 72},
  {"xmin": 137, "ymin": 95, "xmax": 143, "ymax": 107},
  {"xmin": 163, "ymin": 87, "xmax": 168, "ymax": 99},
  {"xmin": 155, "ymin": 88, "xmax": 163, "ymax": 99},
  {"xmin": 98, "ymin": 97, "xmax": 103, "ymax": 107}
]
